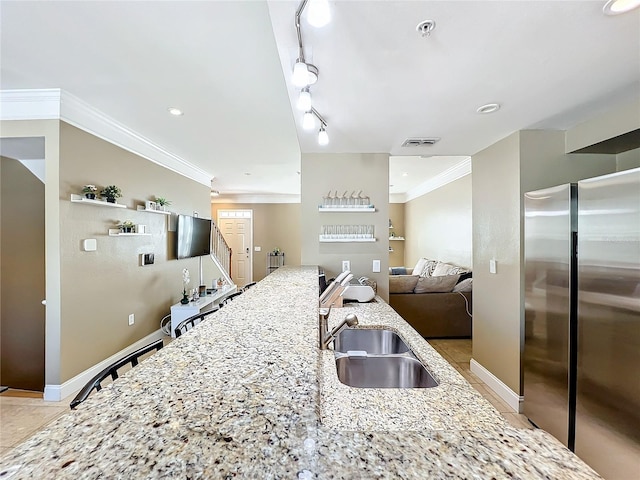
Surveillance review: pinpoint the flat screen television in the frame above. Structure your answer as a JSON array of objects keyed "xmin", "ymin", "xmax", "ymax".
[{"xmin": 176, "ymin": 215, "xmax": 212, "ymax": 259}]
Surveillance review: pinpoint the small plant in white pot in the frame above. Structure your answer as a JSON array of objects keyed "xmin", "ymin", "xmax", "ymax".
[
  {"xmin": 117, "ymin": 220, "xmax": 135, "ymax": 233},
  {"xmin": 101, "ymin": 185, "xmax": 122, "ymax": 203},
  {"xmin": 82, "ymin": 184, "xmax": 98, "ymax": 199},
  {"xmin": 155, "ymin": 197, "xmax": 171, "ymax": 211}
]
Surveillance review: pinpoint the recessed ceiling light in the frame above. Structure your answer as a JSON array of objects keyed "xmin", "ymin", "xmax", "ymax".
[
  {"xmin": 476, "ymin": 103, "xmax": 501, "ymax": 114},
  {"xmin": 402, "ymin": 172, "xmax": 409, "ymax": 177},
  {"xmin": 167, "ymin": 107, "xmax": 183, "ymax": 116},
  {"xmin": 603, "ymin": 0, "xmax": 640, "ymax": 15}
]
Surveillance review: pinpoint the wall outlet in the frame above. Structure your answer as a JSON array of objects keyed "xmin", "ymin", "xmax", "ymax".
[
  {"xmin": 342, "ymin": 260, "xmax": 350, "ymax": 272},
  {"xmin": 372, "ymin": 260, "xmax": 381, "ymax": 273},
  {"xmin": 254, "ymin": 246, "xmax": 261, "ymax": 252},
  {"xmin": 128, "ymin": 314, "xmax": 135, "ymax": 326}
]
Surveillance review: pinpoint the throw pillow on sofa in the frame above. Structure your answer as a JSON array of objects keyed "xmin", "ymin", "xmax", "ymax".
[
  {"xmin": 414, "ymin": 274, "xmax": 460, "ymax": 293},
  {"xmin": 432, "ymin": 261, "xmax": 469, "ymax": 277},
  {"xmin": 453, "ymin": 278, "xmax": 472, "ymax": 292},
  {"xmin": 420, "ymin": 259, "xmax": 439, "ymax": 277},
  {"xmin": 411, "ymin": 258, "xmax": 429, "ymax": 277},
  {"xmin": 390, "ymin": 267, "xmax": 407, "ymax": 275},
  {"xmin": 389, "ymin": 275, "xmax": 420, "ymax": 294}
]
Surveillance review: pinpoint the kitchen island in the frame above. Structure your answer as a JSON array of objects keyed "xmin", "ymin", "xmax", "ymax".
[{"xmin": 0, "ymin": 266, "xmax": 599, "ymax": 479}]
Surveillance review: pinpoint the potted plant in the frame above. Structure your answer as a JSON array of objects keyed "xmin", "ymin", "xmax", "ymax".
[
  {"xmin": 155, "ymin": 197, "xmax": 171, "ymax": 211},
  {"xmin": 101, "ymin": 185, "xmax": 122, "ymax": 203},
  {"xmin": 117, "ymin": 220, "xmax": 135, "ymax": 233},
  {"xmin": 82, "ymin": 184, "xmax": 98, "ymax": 199}
]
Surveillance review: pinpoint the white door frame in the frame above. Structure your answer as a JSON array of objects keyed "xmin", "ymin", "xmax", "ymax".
[{"xmin": 217, "ymin": 209, "xmax": 253, "ymax": 284}]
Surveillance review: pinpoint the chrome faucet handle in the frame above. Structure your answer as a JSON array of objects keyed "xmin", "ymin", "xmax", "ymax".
[{"xmin": 319, "ymin": 304, "xmax": 332, "ymax": 319}]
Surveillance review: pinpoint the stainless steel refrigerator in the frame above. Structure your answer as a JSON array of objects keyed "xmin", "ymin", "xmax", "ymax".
[{"xmin": 524, "ymin": 167, "xmax": 640, "ymax": 479}]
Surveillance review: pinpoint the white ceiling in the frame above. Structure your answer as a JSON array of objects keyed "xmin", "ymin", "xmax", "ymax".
[{"xmin": 1, "ymin": 1, "xmax": 639, "ymax": 201}]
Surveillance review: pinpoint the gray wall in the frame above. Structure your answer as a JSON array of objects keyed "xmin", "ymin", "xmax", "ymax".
[
  {"xmin": 0, "ymin": 119, "xmax": 219, "ymax": 386},
  {"xmin": 0, "ymin": 157, "xmax": 46, "ymax": 390},
  {"xmin": 404, "ymin": 174, "xmax": 472, "ymax": 270},
  {"xmin": 211, "ymin": 202, "xmax": 301, "ymax": 282},
  {"xmin": 301, "ymin": 153, "xmax": 389, "ymax": 300},
  {"xmin": 472, "ymin": 129, "xmax": 619, "ymax": 395},
  {"xmin": 388, "ymin": 203, "xmax": 405, "ymax": 268},
  {"xmin": 617, "ymin": 147, "xmax": 640, "ymax": 171},
  {"xmin": 59, "ymin": 122, "xmax": 215, "ymax": 381}
]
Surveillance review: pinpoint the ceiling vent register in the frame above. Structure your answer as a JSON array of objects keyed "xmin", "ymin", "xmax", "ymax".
[{"xmin": 401, "ymin": 138, "xmax": 441, "ymax": 147}]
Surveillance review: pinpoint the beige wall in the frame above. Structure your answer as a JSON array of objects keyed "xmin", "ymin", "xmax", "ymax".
[
  {"xmin": 388, "ymin": 203, "xmax": 405, "ymax": 267},
  {"xmin": 211, "ymin": 202, "xmax": 301, "ymax": 282},
  {"xmin": 404, "ymin": 175, "xmax": 472, "ymax": 270},
  {"xmin": 0, "ymin": 120, "xmax": 62, "ymax": 385},
  {"xmin": 472, "ymin": 129, "xmax": 618, "ymax": 395},
  {"xmin": 617, "ymin": 147, "xmax": 640, "ymax": 171},
  {"xmin": 0, "ymin": 157, "xmax": 46, "ymax": 390},
  {"xmin": 565, "ymin": 97, "xmax": 640, "ymax": 153},
  {"xmin": 59, "ymin": 122, "xmax": 215, "ymax": 381},
  {"xmin": 301, "ymin": 153, "xmax": 389, "ymax": 300}
]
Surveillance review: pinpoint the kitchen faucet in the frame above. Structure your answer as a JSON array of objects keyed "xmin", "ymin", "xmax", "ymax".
[
  {"xmin": 319, "ymin": 272, "xmax": 353, "ymax": 309},
  {"xmin": 318, "ymin": 307, "xmax": 358, "ymax": 350}
]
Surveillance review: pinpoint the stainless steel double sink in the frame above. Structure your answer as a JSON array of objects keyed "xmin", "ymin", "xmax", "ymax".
[{"xmin": 333, "ymin": 328, "xmax": 438, "ymax": 389}]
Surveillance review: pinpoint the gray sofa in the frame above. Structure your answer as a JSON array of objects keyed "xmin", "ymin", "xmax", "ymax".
[{"xmin": 388, "ymin": 260, "xmax": 472, "ymax": 338}]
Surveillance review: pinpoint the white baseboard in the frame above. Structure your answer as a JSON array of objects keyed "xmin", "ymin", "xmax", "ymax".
[
  {"xmin": 470, "ymin": 358, "xmax": 524, "ymax": 413},
  {"xmin": 44, "ymin": 329, "xmax": 165, "ymax": 402}
]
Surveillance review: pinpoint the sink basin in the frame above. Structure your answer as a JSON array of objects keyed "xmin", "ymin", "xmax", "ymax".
[
  {"xmin": 334, "ymin": 328, "xmax": 411, "ymax": 354},
  {"xmin": 335, "ymin": 356, "xmax": 438, "ymax": 388}
]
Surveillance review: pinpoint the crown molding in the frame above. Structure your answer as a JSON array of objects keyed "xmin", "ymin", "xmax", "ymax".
[
  {"xmin": 211, "ymin": 193, "xmax": 301, "ymax": 204},
  {"xmin": 1, "ymin": 88, "xmax": 212, "ymax": 187},
  {"xmin": 0, "ymin": 88, "xmax": 61, "ymax": 119},
  {"xmin": 402, "ymin": 157, "xmax": 471, "ymax": 203}
]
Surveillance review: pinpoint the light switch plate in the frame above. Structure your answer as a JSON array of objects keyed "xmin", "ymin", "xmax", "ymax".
[
  {"xmin": 489, "ymin": 259, "xmax": 497, "ymax": 274},
  {"xmin": 342, "ymin": 260, "xmax": 350, "ymax": 272},
  {"xmin": 254, "ymin": 246, "xmax": 261, "ymax": 252},
  {"xmin": 83, "ymin": 238, "xmax": 97, "ymax": 251},
  {"xmin": 372, "ymin": 260, "xmax": 381, "ymax": 273}
]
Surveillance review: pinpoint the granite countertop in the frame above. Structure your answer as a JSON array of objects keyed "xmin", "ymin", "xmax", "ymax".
[{"xmin": 0, "ymin": 266, "xmax": 600, "ymax": 479}]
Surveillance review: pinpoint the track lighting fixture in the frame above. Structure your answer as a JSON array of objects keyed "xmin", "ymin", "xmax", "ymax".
[
  {"xmin": 307, "ymin": 0, "xmax": 331, "ymax": 27},
  {"xmin": 297, "ymin": 87, "xmax": 312, "ymax": 111},
  {"xmin": 302, "ymin": 111, "xmax": 316, "ymax": 130},
  {"xmin": 294, "ymin": 0, "xmax": 330, "ymax": 144},
  {"xmin": 318, "ymin": 124, "xmax": 329, "ymax": 146}
]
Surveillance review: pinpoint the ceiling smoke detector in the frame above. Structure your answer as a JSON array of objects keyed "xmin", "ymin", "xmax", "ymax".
[
  {"xmin": 401, "ymin": 138, "xmax": 440, "ymax": 147},
  {"xmin": 416, "ymin": 20, "xmax": 436, "ymax": 37}
]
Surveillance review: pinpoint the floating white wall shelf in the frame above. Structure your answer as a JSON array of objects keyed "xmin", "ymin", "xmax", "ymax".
[
  {"xmin": 108, "ymin": 229, "xmax": 151, "ymax": 237},
  {"xmin": 137, "ymin": 205, "xmax": 171, "ymax": 215},
  {"xmin": 319, "ymin": 236, "xmax": 376, "ymax": 243},
  {"xmin": 70, "ymin": 194, "xmax": 126, "ymax": 209},
  {"xmin": 318, "ymin": 207, "xmax": 375, "ymax": 213}
]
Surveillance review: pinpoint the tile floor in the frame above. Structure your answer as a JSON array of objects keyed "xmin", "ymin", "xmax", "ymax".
[
  {"xmin": 0, "ymin": 339, "xmax": 532, "ymax": 460},
  {"xmin": 428, "ymin": 339, "xmax": 533, "ymax": 430}
]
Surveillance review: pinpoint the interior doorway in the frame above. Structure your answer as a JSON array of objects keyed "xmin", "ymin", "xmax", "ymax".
[
  {"xmin": 0, "ymin": 138, "xmax": 46, "ymax": 391},
  {"xmin": 217, "ymin": 210, "xmax": 253, "ymax": 287}
]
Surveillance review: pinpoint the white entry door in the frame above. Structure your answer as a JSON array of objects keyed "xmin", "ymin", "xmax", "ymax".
[{"xmin": 218, "ymin": 210, "xmax": 253, "ymax": 287}]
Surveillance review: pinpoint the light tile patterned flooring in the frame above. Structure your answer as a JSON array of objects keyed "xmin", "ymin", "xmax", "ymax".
[
  {"xmin": 0, "ymin": 339, "xmax": 532, "ymax": 460},
  {"xmin": 428, "ymin": 339, "xmax": 533, "ymax": 430}
]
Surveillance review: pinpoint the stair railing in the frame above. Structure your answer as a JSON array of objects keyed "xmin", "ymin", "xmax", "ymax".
[{"xmin": 210, "ymin": 221, "xmax": 233, "ymax": 285}]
